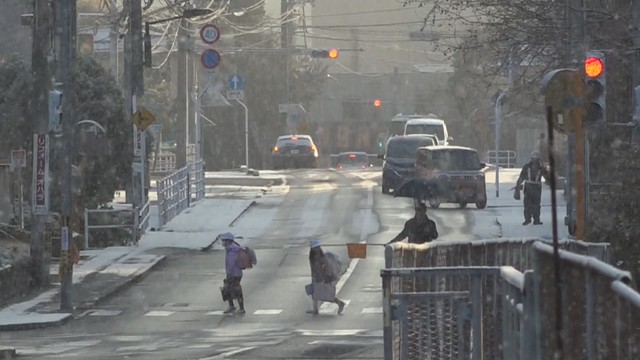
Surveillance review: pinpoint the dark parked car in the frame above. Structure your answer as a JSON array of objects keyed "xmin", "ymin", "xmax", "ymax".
[
  {"xmin": 271, "ymin": 135, "xmax": 319, "ymax": 169},
  {"xmin": 379, "ymin": 134, "xmax": 438, "ymax": 194}
]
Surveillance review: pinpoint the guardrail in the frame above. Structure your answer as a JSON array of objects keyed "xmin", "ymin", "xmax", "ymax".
[
  {"xmin": 157, "ymin": 165, "xmax": 190, "ymax": 227},
  {"xmin": 382, "ymin": 238, "xmax": 635, "ymax": 360},
  {"xmin": 486, "ymin": 150, "xmax": 517, "ymax": 168},
  {"xmin": 190, "ymin": 160, "xmax": 205, "ymax": 201},
  {"xmin": 84, "ymin": 206, "xmax": 136, "ymax": 248}
]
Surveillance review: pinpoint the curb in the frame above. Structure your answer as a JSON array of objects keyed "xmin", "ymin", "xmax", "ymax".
[
  {"xmin": 76, "ymin": 255, "xmax": 167, "ymax": 311},
  {"xmin": 204, "ymin": 177, "xmax": 283, "ymax": 187},
  {"xmin": 0, "ymin": 313, "xmax": 73, "ymax": 332},
  {"xmin": 0, "ymin": 347, "xmax": 16, "ymax": 359},
  {"xmin": 0, "ymin": 255, "xmax": 167, "ymax": 331},
  {"xmin": 228, "ymin": 201, "xmax": 257, "ymax": 227}
]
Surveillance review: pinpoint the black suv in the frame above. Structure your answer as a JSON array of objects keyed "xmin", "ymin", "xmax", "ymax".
[{"xmin": 272, "ymin": 135, "xmax": 319, "ymax": 169}]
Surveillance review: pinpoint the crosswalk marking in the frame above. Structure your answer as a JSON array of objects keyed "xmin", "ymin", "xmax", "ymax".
[
  {"xmin": 205, "ymin": 310, "xmax": 225, "ymax": 316},
  {"xmin": 361, "ymin": 307, "xmax": 383, "ymax": 314},
  {"xmin": 144, "ymin": 310, "xmax": 174, "ymax": 317},
  {"xmin": 90, "ymin": 310, "xmax": 123, "ymax": 317},
  {"xmin": 253, "ymin": 309, "xmax": 283, "ymax": 315},
  {"xmin": 319, "ymin": 299, "xmax": 351, "ymax": 314}
]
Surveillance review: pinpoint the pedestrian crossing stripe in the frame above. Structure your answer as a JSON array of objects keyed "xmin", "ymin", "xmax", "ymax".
[
  {"xmin": 205, "ymin": 310, "xmax": 225, "ymax": 316},
  {"xmin": 253, "ymin": 309, "xmax": 283, "ymax": 315},
  {"xmin": 319, "ymin": 299, "xmax": 351, "ymax": 314},
  {"xmin": 144, "ymin": 310, "xmax": 175, "ymax": 317},
  {"xmin": 361, "ymin": 307, "xmax": 382, "ymax": 314},
  {"xmin": 90, "ymin": 310, "xmax": 123, "ymax": 317}
]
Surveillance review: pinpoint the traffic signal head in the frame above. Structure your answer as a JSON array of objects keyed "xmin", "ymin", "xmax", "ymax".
[
  {"xmin": 584, "ymin": 50, "xmax": 606, "ymax": 123},
  {"xmin": 310, "ymin": 48, "xmax": 339, "ymax": 59},
  {"xmin": 373, "ymin": 98, "xmax": 382, "ymax": 108}
]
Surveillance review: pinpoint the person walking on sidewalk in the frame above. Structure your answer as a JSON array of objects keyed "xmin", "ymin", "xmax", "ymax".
[
  {"xmin": 387, "ymin": 202, "xmax": 438, "ymax": 244},
  {"xmin": 516, "ymin": 152, "xmax": 550, "ymax": 225},
  {"xmin": 221, "ymin": 232, "xmax": 245, "ymax": 314},
  {"xmin": 307, "ymin": 240, "xmax": 346, "ymax": 315}
]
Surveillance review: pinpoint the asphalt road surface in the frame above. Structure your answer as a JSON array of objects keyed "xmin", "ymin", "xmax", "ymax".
[{"xmin": 0, "ymin": 168, "xmax": 507, "ymax": 360}]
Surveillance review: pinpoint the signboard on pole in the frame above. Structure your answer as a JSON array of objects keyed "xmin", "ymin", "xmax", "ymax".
[
  {"xmin": 200, "ymin": 24, "xmax": 220, "ymax": 45},
  {"xmin": 226, "ymin": 74, "xmax": 245, "ymax": 100},
  {"xmin": 131, "ymin": 106, "xmax": 156, "ymax": 131},
  {"xmin": 32, "ymin": 134, "xmax": 49, "ymax": 215},
  {"xmin": 201, "ymin": 49, "xmax": 221, "ymax": 70},
  {"xmin": 11, "ymin": 149, "xmax": 27, "ymax": 169}
]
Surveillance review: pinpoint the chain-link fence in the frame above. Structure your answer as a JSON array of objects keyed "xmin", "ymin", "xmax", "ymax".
[{"xmin": 383, "ymin": 238, "xmax": 639, "ymax": 360}]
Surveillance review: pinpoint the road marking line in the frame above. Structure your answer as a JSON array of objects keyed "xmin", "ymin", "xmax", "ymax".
[
  {"xmin": 90, "ymin": 310, "xmax": 123, "ymax": 317},
  {"xmin": 333, "ymin": 185, "xmax": 373, "ymax": 297},
  {"xmin": 319, "ymin": 299, "xmax": 351, "ymax": 314},
  {"xmin": 205, "ymin": 311, "xmax": 225, "ymax": 316},
  {"xmin": 361, "ymin": 307, "xmax": 383, "ymax": 314},
  {"xmin": 297, "ymin": 329, "xmax": 365, "ymax": 336},
  {"xmin": 143, "ymin": 310, "xmax": 174, "ymax": 317},
  {"xmin": 199, "ymin": 346, "xmax": 257, "ymax": 359},
  {"xmin": 253, "ymin": 309, "xmax": 283, "ymax": 315}
]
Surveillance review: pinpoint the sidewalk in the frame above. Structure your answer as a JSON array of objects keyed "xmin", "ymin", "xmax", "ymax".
[
  {"xmin": 0, "ymin": 196, "xmax": 262, "ymax": 331},
  {"xmin": 484, "ymin": 168, "xmax": 569, "ymax": 239}
]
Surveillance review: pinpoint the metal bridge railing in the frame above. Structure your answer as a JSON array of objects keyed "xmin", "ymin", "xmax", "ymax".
[
  {"xmin": 486, "ymin": 150, "xmax": 517, "ymax": 168},
  {"xmin": 156, "ymin": 161, "xmax": 205, "ymax": 228},
  {"xmin": 190, "ymin": 160, "xmax": 205, "ymax": 202},
  {"xmin": 382, "ymin": 238, "xmax": 636, "ymax": 360},
  {"xmin": 157, "ymin": 165, "xmax": 191, "ymax": 227}
]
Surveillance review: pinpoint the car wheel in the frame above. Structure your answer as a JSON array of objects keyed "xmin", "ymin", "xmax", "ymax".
[
  {"xmin": 429, "ymin": 198, "xmax": 440, "ymax": 209},
  {"xmin": 459, "ymin": 202, "xmax": 467, "ymax": 209},
  {"xmin": 475, "ymin": 199, "xmax": 487, "ymax": 209}
]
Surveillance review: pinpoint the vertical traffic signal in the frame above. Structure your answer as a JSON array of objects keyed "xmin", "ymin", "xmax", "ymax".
[{"xmin": 584, "ymin": 50, "xmax": 606, "ymax": 123}]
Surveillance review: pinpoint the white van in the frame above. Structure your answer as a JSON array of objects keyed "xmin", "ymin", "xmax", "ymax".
[{"xmin": 404, "ymin": 118, "xmax": 453, "ymax": 145}]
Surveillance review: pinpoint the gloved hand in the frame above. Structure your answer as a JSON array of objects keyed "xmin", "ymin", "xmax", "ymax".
[{"xmin": 513, "ymin": 190, "xmax": 521, "ymax": 200}]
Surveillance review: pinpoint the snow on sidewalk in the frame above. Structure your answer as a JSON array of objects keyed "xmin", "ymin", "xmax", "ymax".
[{"xmin": 0, "ymin": 198, "xmax": 260, "ymax": 330}]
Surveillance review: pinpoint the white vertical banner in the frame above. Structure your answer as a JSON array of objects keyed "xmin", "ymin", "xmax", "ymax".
[{"xmin": 31, "ymin": 133, "xmax": 50, "ymax": 215}]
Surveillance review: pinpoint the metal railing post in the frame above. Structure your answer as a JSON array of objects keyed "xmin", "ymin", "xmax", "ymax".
[
  {"xmin": 471, "ymin": 274, "xmax": 484, "ymax": 360},
  {"xmin": 84, "ymin": 207, "xmax": 89, "ymax": 249},
  {"xmin": 382, "ymin": 272, "xmax": 393, "ymax": 360}
]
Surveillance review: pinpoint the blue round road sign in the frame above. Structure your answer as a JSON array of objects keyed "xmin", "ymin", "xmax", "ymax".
[{"xmin": 201, "ymin": 49, "xmax": 221, "ymax": 69}]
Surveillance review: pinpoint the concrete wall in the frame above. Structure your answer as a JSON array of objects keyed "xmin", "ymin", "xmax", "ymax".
[{"xmin": 0, "ymin": 261, "xmax": 32, "ymax": 307}]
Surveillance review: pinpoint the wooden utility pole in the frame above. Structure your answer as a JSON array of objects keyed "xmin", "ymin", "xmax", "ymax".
[{"xmin": 30, "ymin": 0, "xmax": 52, "ymax": 287}]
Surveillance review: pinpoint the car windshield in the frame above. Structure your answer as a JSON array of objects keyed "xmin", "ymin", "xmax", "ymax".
[
  {"xmin": 389, "ymin": 121, "xmax": 407, "ymax": 137},
  {"xmin": 405, "ymin": 124, "xmax": 445, "ymax": 139},
  {"xmin": 432, "ymin": 149, "xmax": 481, "ymax": 171},
  {"xmin": 338, "ymin": 154, "xmax": 367, "ymax": 164},
  {"xmin": 387, "ymin": 138, "xmax": 435, "ymax": 158}
]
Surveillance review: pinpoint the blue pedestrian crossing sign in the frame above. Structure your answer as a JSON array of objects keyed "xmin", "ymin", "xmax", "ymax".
[{"xmin": 228, "ymin": 75, "xmax": 245, "ymax": 91}]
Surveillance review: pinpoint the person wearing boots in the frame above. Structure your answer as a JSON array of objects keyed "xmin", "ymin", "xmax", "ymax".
[
  {"xmin": 221, "ymin": 232, "xmax": 245, "ymax": 314},
  {"xmin": 516, "ymin": 152, "xmax": 550, "ymax": 225},
  {"xmin": 308, "ymin": 240, "xmax": 346, "ymax": 315}
]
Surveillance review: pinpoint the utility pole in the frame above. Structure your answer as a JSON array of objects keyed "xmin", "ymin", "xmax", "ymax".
[
  {"xmin": 124, "ymin": 0, "xmax": 145, "ymax": 208},
  {"xmin": 57, "ymin": 0, "xmax": 77, "ymax": 311},
  {"xmin": 281, "ymin": 0, "xmax": 291, "ymax": 102},
  {"xmin": 30, "ymin": 0, "xmax": 52, "ymax": 287},
  {"xmin": 108, "ymin": 0, "xmax": 118, "ymax": 77},
  {"xmin": 176, "ymin": 18, "xmax": 189, "ymax": 169}
]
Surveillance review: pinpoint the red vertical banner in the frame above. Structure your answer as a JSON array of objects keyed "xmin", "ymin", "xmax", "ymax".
[{"xmin": 32, "ymin": 133, "xmax": 49, "ymax": 214}]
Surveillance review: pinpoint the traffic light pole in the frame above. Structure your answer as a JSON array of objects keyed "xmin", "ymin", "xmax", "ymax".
[{"xmin": 572, "ymin": 108, "xmax": 587, "ymax": 241}]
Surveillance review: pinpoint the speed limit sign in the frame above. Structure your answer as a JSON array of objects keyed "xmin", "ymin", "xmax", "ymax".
[{"xmin": 200, "ymin": 24, "xmax": 220, "ymax": 45}]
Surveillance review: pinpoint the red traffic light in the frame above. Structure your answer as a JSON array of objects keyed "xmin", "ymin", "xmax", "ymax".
[
  {"xmin": 373, "ymin": 99, "xmax": 382, "ymax": 107},
  {"xmin": 328, "ymin": 48, "xmax": 339, "ymax": 59},
  {"xmin": 585, "ymin": 56, "xmax": 604, "ymax": 78}
]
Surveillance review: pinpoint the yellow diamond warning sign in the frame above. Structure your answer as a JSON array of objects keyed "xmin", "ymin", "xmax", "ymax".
[{"xmin": 131, "ymin": 106, "xmax": 156, "ymax": 131}]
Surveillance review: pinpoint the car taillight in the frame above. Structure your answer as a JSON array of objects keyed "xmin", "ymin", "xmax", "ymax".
[{"xmin": 311, "ymin": 145, "xmax": 317, "ymax": 152}]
